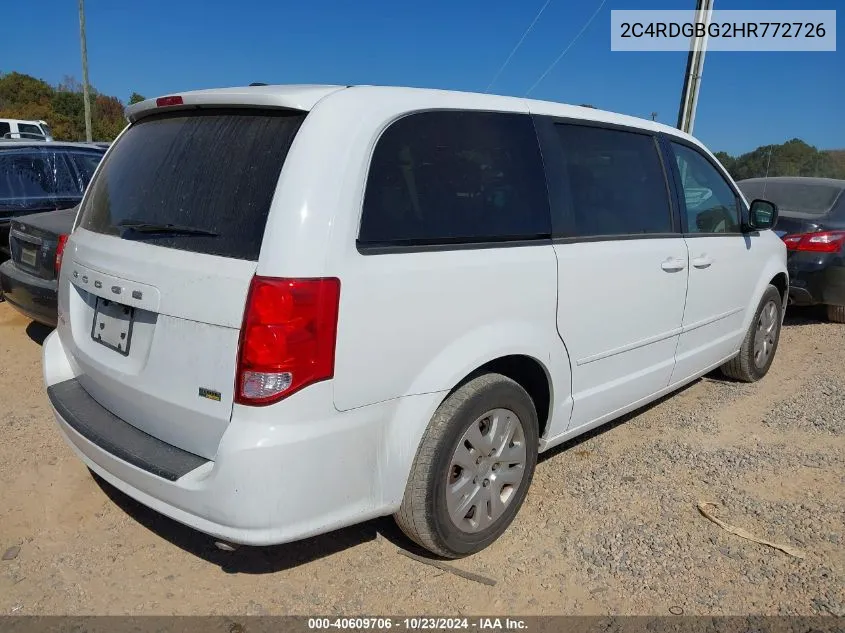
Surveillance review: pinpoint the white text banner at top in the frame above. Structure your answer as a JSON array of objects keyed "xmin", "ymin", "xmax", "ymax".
[{"xmin": 611, "ymin": 10, "xmax": 836, "ymax": 52}]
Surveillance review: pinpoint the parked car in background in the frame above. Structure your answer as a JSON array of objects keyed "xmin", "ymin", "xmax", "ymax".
[
  {"xmin": 0, "ymin": 207, "xmax": 75, "ymax": 326},
  {"xmin": 43, "ymin": 85, "xmax": 786, "ymax": 558},
  {"xmin": 0, "ymin": 118, "xmax": 54, "ymax": 141},
  {"xmin": 738, "ymin": 177, "xmax": 845, "ymax": 323},
  {"xmin": 0, "ymin": 141, "xmax": 105, "ymax": 262}
]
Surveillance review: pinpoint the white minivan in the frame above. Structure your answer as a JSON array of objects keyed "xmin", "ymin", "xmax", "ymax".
[{"xmin": 43, "ymin": 85, "xmax": 787, "ymax": 557}]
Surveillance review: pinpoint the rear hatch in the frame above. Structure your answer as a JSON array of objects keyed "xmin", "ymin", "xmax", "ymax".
[
  {"xmin": 9, "ymin": 207, "xmax": 76, "ymax": 280},
  {"xmin": 59, "ymin": 107, "xmax": 306, "ymax": 459}
]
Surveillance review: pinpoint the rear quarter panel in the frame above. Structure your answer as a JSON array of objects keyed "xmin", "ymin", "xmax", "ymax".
[{"xmin": 257, "ymin": 88, "xmax": 572, "ymax": 440}]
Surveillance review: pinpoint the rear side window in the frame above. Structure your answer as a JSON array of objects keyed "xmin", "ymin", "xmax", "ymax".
[
  {"xmin": 0, "ymin": 148, "xmax": 81, "ymax": 211},
  {"xmin": 0, "ymin": 122, "xmax": 10, "ymax": 137},
  {"xmin": 553, "ymin": 124, "xmax": 673, "ymax": 237},
  {"xmin": 78, "ymin": 109, "xmax": 306, "ymax": 261},
  {"xmin": 359, "ymin": 111, "xmax": 550, "ymax": 246}
]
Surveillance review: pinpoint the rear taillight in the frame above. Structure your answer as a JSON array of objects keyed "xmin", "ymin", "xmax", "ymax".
[
  {"xmin": 235, "ymin": 276, "xmax": 341, "ymax": 406},
  {"xmin": 155, "ymin": 95, "xmax": 183, "ymax": 107},
  {"xmin": 55, "ymin": 234, "xmax": 69, "ymax": 275},
  {"xmin": 782, "ymin": 231, "xmax": 845, "ymax": 253}
]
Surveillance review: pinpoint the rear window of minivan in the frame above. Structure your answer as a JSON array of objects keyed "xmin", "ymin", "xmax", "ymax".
[{"xmin": 78, "ymin": 109, "xmax": 306, "ymax": 261}]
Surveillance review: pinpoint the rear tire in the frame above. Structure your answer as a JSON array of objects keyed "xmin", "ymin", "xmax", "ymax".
[
  {"xmin": 720, "ymin": 284, "xmax": 783, "ymax": 382},
  {"xmin": 394, "ymin": 373, "xmax": 539, "ymax": 558},
  {"xmin": 827, "ymin": 305, "xmax": 845, "ymax": 324}
]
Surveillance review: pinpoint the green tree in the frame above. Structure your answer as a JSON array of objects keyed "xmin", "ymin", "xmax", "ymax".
[
  {"xmin": 714, "ymin": 151, "xmax": 735, "ymax": 173},
  {"xmin": 0, "ymin": 72, "xmax": 53, "ymax": 109},
  {"xmin": 0, "ymin": 71, "xmax": 130, "ymax": 141},
  {"xmin": 717, "ymin": 139, "xmax": 845, "ymax": 181},
  {"xmin": 93, "ymin": 95, "xmax": 127, "ymax": 139},
  {"xmin": 128, "ymin": 92, "xmax": 146, "ymax": 105}
]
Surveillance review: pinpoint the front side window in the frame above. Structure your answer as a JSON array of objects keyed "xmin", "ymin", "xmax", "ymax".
[
  {"xmin": 360, "ymin": 111, "xmax": 550, "ymax": 246},
  {"xmin": 18, "ymin": 123, "xmax": 44, "ymax": 138},
  {"xmin": 672, "ymin": 142, "xmax": 741, "ymax": 234},
  {"xmin": 553, "ymin": 124, "xmax": 673, "ymax": 237}
]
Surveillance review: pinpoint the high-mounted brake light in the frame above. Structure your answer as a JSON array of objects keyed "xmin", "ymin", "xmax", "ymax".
[
  {"xmin": 155, "ymin": 95, "xmax": 184, "ymax": 107},
  {"xmin": 235, "ymin": 276, "xmax": 341, "ymax": 406},
  {"xmin": 782, "ymin": 231, "xmax": 845, "ymax": 253},
  {"xmin": 55, "ymin": 234, "xmax": 69, "ymax": 275}
]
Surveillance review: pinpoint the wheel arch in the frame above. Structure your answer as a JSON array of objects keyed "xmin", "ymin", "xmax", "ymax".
[
  {"xmin": 741, "ymin": 259, "xmax": 789, "ymax": 333},
  {"xmin": 447, "ymin": 355, "xmax": 554, "ymax": 441},
  {"xmin": 769, "ymin": 271, "xmax": 788, "ymax": 309},
  {"xmin": 379, "ymin": 324, "xmax": 571, "ymax": 509}
]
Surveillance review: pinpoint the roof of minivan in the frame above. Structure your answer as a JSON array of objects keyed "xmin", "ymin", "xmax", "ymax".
[
  {"xmin": 738, "ymin": 176, "xmax": 845, "ymax": 188},
  {"xmin": 125, "ymin": 83, "xmax": 697, "ymax": 144}
]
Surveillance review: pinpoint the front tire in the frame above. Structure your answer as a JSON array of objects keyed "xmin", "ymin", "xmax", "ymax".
[
  {"xmin": 394, "ymin": 373, "xmax": 539, "ymax": 558},
  {"xmin": 720, "ymin": 284, "xmax": 783, "ymax": 382},
  {"xmin": 827, "ymin": 305, "xmax": 845, "ymax": 323}
]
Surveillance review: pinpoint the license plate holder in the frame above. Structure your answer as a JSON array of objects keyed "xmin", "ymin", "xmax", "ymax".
[
  {"xmin": 20, "ymin": 247, "xmax": 37, "ymax": 267},
  {"xmin": 91, "ymin": 297, "xmax": 135, "ymax": 356}
]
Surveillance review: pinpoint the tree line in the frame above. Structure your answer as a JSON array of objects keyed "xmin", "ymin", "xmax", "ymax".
[
  {"xmin": 0, "ymin": 71, "xmax": 144, "ymax": 142},
  {"xmin": 715, "ymin": 139, "xmax": 845, "ymax": 181},
  {"xmin": 1, "ymin": 72, "xmax": 843, "ymax": 182}
]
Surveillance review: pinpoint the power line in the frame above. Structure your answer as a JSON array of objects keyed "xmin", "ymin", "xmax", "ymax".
[
  {"xmin": 485, "ymin": 0, "xmax": 553, "ymax": 93},
  {"xmin": 525, "ymin": 0, "xmax": 607, "ymax": 97}
]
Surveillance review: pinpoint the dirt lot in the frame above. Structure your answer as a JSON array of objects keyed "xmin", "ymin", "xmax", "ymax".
[{"xmin": 0, "ymin": 300, "xmax": 842, "ymax": 616}]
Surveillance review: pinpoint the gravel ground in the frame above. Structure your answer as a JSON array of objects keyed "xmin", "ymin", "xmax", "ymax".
[{"xmin": 0, "ymin": 302, "xmax": 843, "ymax": 615}]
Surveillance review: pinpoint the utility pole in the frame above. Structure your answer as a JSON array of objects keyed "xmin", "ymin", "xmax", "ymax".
[
  {"xmin": 676, "ymin": 0, "xmax": 714, "ymax": 134},
  {"xmin": 651, "ymin": 112, "xmax": 658, "ymax": 121},
  {"xmin": 78, "ymin": 0, "xmax": 93, "ymax": 142}
]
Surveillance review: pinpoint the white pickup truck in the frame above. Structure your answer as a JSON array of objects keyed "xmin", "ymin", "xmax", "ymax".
[{"xmin": 0, "ymin": 118, "xmax": 54, "ymax": 141}]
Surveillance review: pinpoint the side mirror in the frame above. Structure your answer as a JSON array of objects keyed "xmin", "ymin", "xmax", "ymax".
[{"xmin": 747, "ymin": 199, "xmax": 778, "ymax": 231}]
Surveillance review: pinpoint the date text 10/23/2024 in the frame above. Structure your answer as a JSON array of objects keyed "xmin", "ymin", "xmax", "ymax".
[{"xmin": 308, "ymin": 618, "xmax": 528, "ymax": 631}]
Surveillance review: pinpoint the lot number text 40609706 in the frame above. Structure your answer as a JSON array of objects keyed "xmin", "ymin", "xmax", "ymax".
[{"xmin": 307, "ymin": 618, "xmax": 528, "ymax": 631}]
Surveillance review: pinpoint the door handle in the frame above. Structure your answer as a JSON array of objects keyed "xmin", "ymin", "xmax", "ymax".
[
  {"xmin": 661, "ymin": 257, "xmax": 686, "ymax": 272},
  {"xmin": 692, "ymin": 255, "xmax": 713, "ymax": 269}
]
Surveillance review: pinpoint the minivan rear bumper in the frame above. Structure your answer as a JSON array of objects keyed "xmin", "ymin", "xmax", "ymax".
[{"xmin": 43, "ymin": 330, "xmax": 432, "ymax": 546}]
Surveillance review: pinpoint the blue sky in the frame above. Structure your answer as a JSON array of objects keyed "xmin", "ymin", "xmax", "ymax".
[{"xmin": 3, "ymin": 0, "xmax": 842, "ymax": 155}]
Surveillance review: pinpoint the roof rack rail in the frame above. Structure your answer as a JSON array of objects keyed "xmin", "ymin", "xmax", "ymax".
[{"xmin": 249, "ymin": 82, "xmax": 268, "ymax": 86}]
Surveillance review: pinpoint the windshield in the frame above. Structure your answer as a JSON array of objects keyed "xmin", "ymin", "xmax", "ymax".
[
  {"xmin": 39, "ymin": 123, "xmax": 53, "ymax": 138},
  {"xmin": 0, "ymin": 148, "xmax": 89, "ymax": 211},
  {"xmin": 78, "ymin": 108, "xmax": 306, "ymax": 261},
  {"xmin": 738, "ymin": 180, "xmax": 843, "ymax": 216}
]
